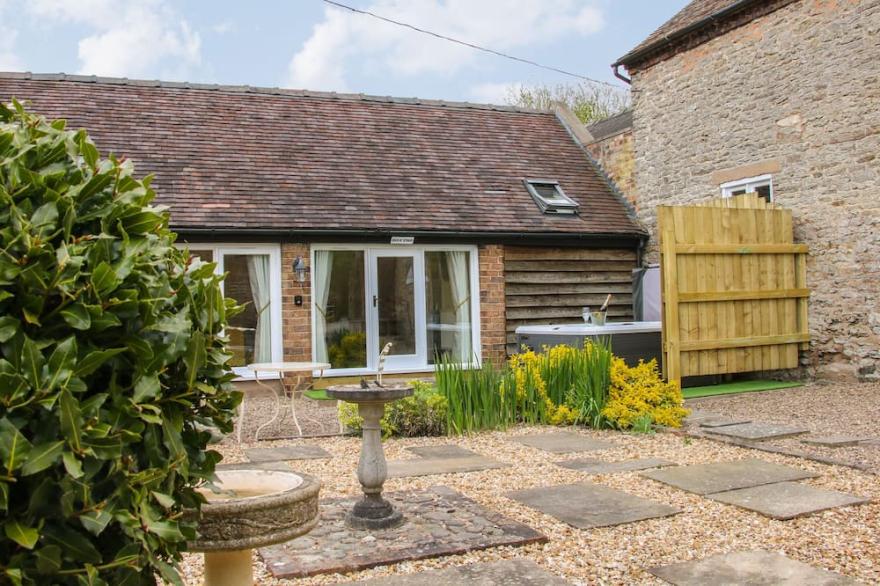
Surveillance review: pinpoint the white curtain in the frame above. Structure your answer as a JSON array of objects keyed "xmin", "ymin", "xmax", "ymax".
[
  {"xmin": 246, "ymin": 255, "xmax": 272, "ymax": 363},
  {"xmin": 314, "ymin": 251, "xmax": 333, "ymax": 363},
  {"xmin": 445, "ymin": 251, "xmax": 472, "ymax": 364}
]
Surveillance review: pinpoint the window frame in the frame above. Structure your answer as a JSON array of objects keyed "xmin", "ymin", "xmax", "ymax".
[
  {"xmin": 310, "ymin": 243, "xmax": 482, "ymax": 377},
  {"xmin": 523, "ymin": 178, "xmax": 580, "ymax": 214},
  {"xmin": 720, "ymin": 174, "xmax": 774, "ymax": 202},
  {"xmin": 176, "ymin": 242, "xmax": 284, "ymax": 380}
]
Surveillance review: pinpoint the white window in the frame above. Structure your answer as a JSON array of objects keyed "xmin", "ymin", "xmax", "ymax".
[
  {"xmin": 312, "ymin": 244, "xmax": 481, "ymax": 375},
  {"xmin": 720, "ymin": 174, "xmax": 773, "ymax": 202},
  {"xmin": 178, "ymin": 243, "xmax": 283, "ymax": 379},
  {"xmin": 523, "ymin": 179, "xmax": 579, "ymax": 214}
]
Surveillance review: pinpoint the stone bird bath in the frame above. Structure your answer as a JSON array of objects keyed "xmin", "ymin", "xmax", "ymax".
[
  {"xmin": 190, "ymin": 469, "xmax": 320, "ymax": 586},
  {"xmin": 327, "ymin": 381, "xmax": 413, "ymax": 529}
]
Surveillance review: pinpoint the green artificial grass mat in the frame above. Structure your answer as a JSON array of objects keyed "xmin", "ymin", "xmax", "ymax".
[
  {"xmin": 303, "ymin": 389, "xmax": 332, "ymax": 401},
  {"xmin": 683, "ymin": 379, "xmax": 804, "ymax": 399}
]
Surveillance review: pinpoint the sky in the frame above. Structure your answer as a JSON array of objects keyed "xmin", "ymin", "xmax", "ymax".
[{"xmin": 0, "ymin": 0, "xmax": 690, "ymax": 104}]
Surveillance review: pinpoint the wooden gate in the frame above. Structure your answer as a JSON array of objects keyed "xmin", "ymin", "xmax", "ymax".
[{"xmin": 658, "ymin": 194, "xmax": 809, "ymax": 386}]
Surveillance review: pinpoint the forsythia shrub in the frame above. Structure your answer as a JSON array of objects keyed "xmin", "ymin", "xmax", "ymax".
[{"xmin": 602, "ymin": 357, "xmax": 688, "ymax": 430}]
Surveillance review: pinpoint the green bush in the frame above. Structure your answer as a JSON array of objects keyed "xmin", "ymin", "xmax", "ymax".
[
  {"xmin": 338, "ymin": 381, "xmax": 447, "ymax": 437},
  {"xmin": 0, "ymin": 101, "xmax": 240, "ymax": 584}
]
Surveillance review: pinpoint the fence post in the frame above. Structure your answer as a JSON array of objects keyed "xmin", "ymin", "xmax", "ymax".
[{"xmin": 659, "ymin": 208, "xmax": 682, "ymax": 387}]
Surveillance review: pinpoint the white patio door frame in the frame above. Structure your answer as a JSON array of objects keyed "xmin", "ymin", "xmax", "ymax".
[
  {"xmin": 176, "ymin": 242, "xmax": 284, "ymax": 379},
  {"xmin": 311, "ymin": 244, "xmax": 482, "ymax": 376},
  {"xmin": 368, "ymin": 249, "xmax": 426, "ymax": 371}
]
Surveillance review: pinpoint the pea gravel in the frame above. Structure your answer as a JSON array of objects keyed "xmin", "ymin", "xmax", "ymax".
[{"xmin": 178, "ymin": 422, "xmax": 880, "ymax": 585}]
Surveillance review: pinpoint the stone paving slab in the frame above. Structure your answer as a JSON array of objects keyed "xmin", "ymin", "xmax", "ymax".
[
  {"xmin": 682, "ymin": 409, "xmax": 718, "ymax": 424},
  {"xmin": 648, "ymin": 550, "xmax": 859, "ymax": 585},
  {"xmin": 557, "ymin": 457, "xmax": 676, "ymax": 475},
  {"xmin": 260, "ymin": 485, "xmax": 547, "ymax": 579},
  {"xmin": 347, "ymin": 559, "xmax": 571, "ymax": 585},
  {"xmin": 406, "ymin": 445, "xmax": 479, "ymax": 459},
  {"xmin": 508, "ymin": 432, "xmax": 616, "ymax": 454},
  {"xmin": 698, "ymin": 416, "xmax": 753, "ymax": 428},
  {"xmin": 641, "ymin": 458, "xmax": 817, "ymax": 495},
  {"xmin": 387, "ymin": 456, "xmax": 509, "ymax": 478},
  {"xmin": 245, "ymin": 445, "xmax": 331, "ymax": 462},
  {"xmin": 705, "ymin": 422, "xmax": 810, "ymax": 441},
  {"xmin": 506, "ymin": 482, "xmax": 680, "ymax": 529},
  {"xmin": 708, "ymin": 481, "xmax": 870, "ymax": 520},
  {"xmin": 801, "ymin": 435, "xmax": 871, "ymax": 448}
]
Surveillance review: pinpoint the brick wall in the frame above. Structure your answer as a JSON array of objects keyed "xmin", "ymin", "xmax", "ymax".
[
  {"xmin": 586, "ymin": 129, "xmax": 636, "ymax": 209},
  {"xmin": 478, "ymin": 244, "xmax": 507, "ymax": 366},
  {"xmin": 281, "ymin": 243, "xmax": 312, "ymax": 363},
  {"xmin": 628, "ymin": 0, "xmax": 880, "ymax": 380}
]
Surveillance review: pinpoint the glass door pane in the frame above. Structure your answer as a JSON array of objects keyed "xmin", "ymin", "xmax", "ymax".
[
  {"xmin": 377, "ymin": 256, "xmax": 416, "ymax": 356},
  {"xmin": 425, "ymin": 251, "xmax": 473, "ymax": 364},
  {"xmin": 314, "ymin": 250, "xmax": 367, "ymax": 369},
  {"xmin": 223, "ymin": 254, "xmax": 273, "ymax": 366}
]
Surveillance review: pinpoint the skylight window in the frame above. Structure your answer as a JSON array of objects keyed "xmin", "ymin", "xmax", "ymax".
[{"xmin": 523, "ymin": 179, "xmax": 579, "ymax": 215}]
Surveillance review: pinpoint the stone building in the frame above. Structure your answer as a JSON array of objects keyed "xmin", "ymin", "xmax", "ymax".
[
  {"xmin": 585, "ymin": 110, "xmax": 636, "ymax": 209},
  {"xmin": 613, "ymin": 0, "xmax": 880, "ymax": 381}
]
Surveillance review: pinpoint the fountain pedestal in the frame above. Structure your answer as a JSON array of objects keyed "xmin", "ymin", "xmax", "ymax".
[
  {"xmin": 190, "ymin": 469, "xmax": 320, "ymax": 586},
  {"xmin": 327, "ymin": 383, "xmax": 413, "ymax": 530}
]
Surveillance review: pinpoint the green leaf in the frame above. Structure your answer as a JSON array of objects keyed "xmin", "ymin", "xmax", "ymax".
[
  {"xmin": 91, "ymin": 262, "xmax": 119, "ymax": 297},
  {"xmin": 74, "ymin": 347, "xmax": 126, "ymax": 377},
  {"xmin": 80, "ymin": 509, "xmax": 113, "ymax": 536},
  {"xmin": 78, "ymin": 136, "xmax": 99, "ymax": 168},
  {"xmin": 21, "ymin": 440, "xmax": 65, "ymax": 476},
  {"xmin": 183, "ymin": 332, "xmax": 206, "ymax": 391},
  {"xmin": 5, "ymin": 518, "xmax": 39, "ymax": 549},
  {"xmin": 151, "ymin": 491, "xmax": 175, "ymax": 509},
  {"xmin": 20, "ymin": 336, "xmax": 45, "ymax": 390},
  {"xmin": 0, "ymin": 417, "xmax": 32, "ymax": 474},
  {"xmin": 122, "ymin": 210, "xmax": 164, "ymax": 235},
  {"xmin": 0, "ymin": 316, "xmax": 19, "ymax": 343},
  {"xmin": 0, "ymin": 481, "xmax": 8, "ymax": 512},
  {"xmin": 133, "ymin": 374, "xmax": 160, "ymax": 403},
  {"xmin": 61, "ymin": 303, "xmax": 91, "ymax": 330},
  {"xmin": 47, "ymin": 336, "xmax": 77, "ymax": 391},
  {"xmin": 145, "ymin": 519, "xmax": 184, "ymax": 541},
  {"xmin": 34, "ymin": 545, "xmax": 63, "ymax": 574},
  {"xmin": 30, "ymin": 201, "xmax": 58, "ymax": 228},
  {"xmin": 62, "ymin": 451, "xmax": 84, "ymax": 479},
  {"xmin": 43, "ymin": 524, "xmax": 102, "ymax": 564},
  {"xmin": 58, "ymin": 390, "xmax": 83, "ymax": 452}
]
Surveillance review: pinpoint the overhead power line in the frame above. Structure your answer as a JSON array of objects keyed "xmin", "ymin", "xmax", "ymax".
[{"xmin": 319, "ymin": 0, "xmax": 628, "ymax": 90}]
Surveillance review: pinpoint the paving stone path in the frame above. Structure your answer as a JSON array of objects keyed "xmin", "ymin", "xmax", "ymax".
[
  {"xmin": 387, "ymin": 455, "xmax": 509, "ymax": 478},
  {"xmin": 801, "ymin": 435, "xmax": 871, "ymax": 448},
  {"xmin": 406, "ymin": 445, "xmax": 479, "ymax": 459},
  {"xmin": 259, "ymin": 485, "xmax": 546, "ymax": 579},
  {"xmin": 648, "ymin": 550, "xmax": 859, "ymax": 585},
  {"xmin": 347, "ymin": 559, "xmax": 571, "ymax": 585},
  {"xmin": 244, "ymin": 445, "xmax": 331, "ymax": 462},
  {"xmin": 705, "ymin": 422, "xmax": 810, "ymax": 441},
  {"xmin": 641, "ymin": 458, "xmax": 817, "ymax": 495},
  {"xmin": 557, "ymin": 457, "xmax": 676, "ymax": 475},
  {"xmin": 507, "ymin": 482, "xmax": 680, "ymax": 529},
  {"xmin": 698, "ymin": 416, "xmax": 752, "ymax": 428},
  {"xmin": 707, "ymin": 481, "xmax": 870, "ymax": 520},
  {"xmin": 509, "ymin": 432, "xmax": 616, "ymax": 454}
]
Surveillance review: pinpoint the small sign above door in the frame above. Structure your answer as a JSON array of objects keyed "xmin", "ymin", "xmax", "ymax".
[{"xmin": 390, "ymin": 236, "xmax": 415, "ymax": 245}]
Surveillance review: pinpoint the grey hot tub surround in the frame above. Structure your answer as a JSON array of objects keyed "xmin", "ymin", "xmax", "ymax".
[{"xmin": 515, "ymin": 321, "xmax": 662, "ymax": 366}]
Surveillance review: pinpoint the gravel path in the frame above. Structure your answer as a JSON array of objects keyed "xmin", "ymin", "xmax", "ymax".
[
  {"xmin": 687, "ymin": 381, "xmax": 880, "ymax": 472},
  {"xmin": 179, "ymin": 425, "xmax": 880, "ymax": 585}
]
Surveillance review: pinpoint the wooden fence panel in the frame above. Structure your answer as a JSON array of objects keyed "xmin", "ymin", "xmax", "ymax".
[{"xmin": 659, "ymin": 194, "xmax": 809, "ymax": 385}]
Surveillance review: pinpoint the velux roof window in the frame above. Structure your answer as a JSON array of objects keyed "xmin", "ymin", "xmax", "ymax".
[{"xmin": 523, "ymin": 179, "xmax": 579, "ymax": 215}]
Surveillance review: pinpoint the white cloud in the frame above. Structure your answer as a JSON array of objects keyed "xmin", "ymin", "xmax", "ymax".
[
  {"xmin": 211, "ymin": 21, "xmax": 234, "ymax": 35},
  {"xmin": 0, "ymin": 1, "xmax": 23, "ymax": 70},
  {"xmin": 27, "ymin": 0, "xmax": 201, "ymax": 79},
  {"xmin": 469, "ymin": 81, "xmax": 520, "ymax": 105},
  {"xmin": 285, "ymin": 0, "xmax": 604, "ymax": 92}
]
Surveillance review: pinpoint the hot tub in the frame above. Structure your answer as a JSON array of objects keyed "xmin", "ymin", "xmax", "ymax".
[{"xmin": 514, "ymin": 321, "xmax": 662, "ymax": 367}]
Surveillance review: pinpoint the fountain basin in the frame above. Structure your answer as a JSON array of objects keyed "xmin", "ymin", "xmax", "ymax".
[
  {"xmin": 191, "ymin": 469, "xmax": 320, "ymax": 552},
  {"xmin": 325, "ymin": 384, "xmax": 413, "ymax": 403}
]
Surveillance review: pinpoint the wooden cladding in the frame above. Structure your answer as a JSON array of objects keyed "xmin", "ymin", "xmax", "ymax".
[
  {"xmin": 504, "ymin": 246, "xmax": 638, "ymax": 354},
  {"xmin": 658, "ymin": 194, "xmax": 810, "ymax": 386}
]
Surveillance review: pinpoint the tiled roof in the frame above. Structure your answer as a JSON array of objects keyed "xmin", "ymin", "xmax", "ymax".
[
  {"xmin": 586, "ymin": 110, "xmax": 632, "ymax": 143},
  {"xmin": 615, "ymin": 0, "xmax": 796, "ymax": 68},
  {"xmin": 0, "ymin": 73, "xmax": 644, "ymax": 240}
]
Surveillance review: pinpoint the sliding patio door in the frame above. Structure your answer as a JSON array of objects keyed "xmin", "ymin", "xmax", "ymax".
[{"xmin": 369, "ymin": 250, "xmax": 426, "ymax": 370}]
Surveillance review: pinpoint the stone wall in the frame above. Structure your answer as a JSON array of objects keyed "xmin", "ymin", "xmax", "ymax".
[
  {"xmin": 628, "ymin": 0, "xmax": 880, "ymax": 380},
  {"xmin": 586, "ymin": 129, "xmax": 636, "ymax": 208}
]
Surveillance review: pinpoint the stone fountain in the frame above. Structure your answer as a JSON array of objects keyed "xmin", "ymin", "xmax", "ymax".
[
  {"xmin": 327, "ymin": 379, "xmax": 413, "ymax": 529},
  {"xmin": 190, "ymin": 468, "xmax": 320, "ymax": 586}
]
